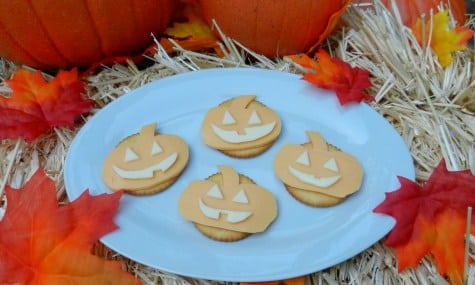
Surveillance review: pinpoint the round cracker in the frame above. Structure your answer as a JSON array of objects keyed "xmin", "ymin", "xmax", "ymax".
[
  {"xmin": 194, "ymin": 223, "xmax": 250, "ymax": 242},
  {"xmin": 122, "ymin": 176, "xmax": 179, "ymax": 196},
  {"xmin": 220, "ymin": 142, "xmax": 274, "ymax": 158},
  {"xmin": 285, "ymin": 184, "xmax": 343, "ymax": 207}
]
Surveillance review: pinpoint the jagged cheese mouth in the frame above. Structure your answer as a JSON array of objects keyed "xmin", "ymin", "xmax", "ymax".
[
  {"xmin": 112, "ymin": 152, "xmax": 177, "ymax": 179},
  {"xmin": 288, "ymin": 165, "xmax": 340, "ymax": 188},
  {"xmin": 211, "ymin": 121, "xmax": 276, "ymax": 143},
  {"xmin": 198, "ymin": 198, "xmax": 252, "ymax": 223}
]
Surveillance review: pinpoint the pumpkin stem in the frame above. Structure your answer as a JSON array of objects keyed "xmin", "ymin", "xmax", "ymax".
[
  {"xmin": 218, "ymin": 165, "xmax": 239, "ymax": 187},
  {"xmin": 138, "ymin": 123, "xmax": 158, "ymax": 144},
  {"xmin": 231, "ymin": 95, "xmax": 256, "ymax": 109},
  {"xmin": 306, "ymin": 131, "xmax": 328, "ymax": 151}
]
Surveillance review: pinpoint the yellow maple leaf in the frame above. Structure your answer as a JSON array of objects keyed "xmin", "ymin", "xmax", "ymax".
[
  {"xmin": 412, "ymin": 10, "xmax": 474, "ymax": 68},
  {"xmin": 161, "ymin": 0, "xmax": 221, "ymax": 55},
  {"xmin": 165, "ymin": 1, "xmax": 214, "ymax": 39}
]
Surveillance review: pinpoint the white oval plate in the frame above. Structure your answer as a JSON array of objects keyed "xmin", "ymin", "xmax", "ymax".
[{"xmin": 64, "ymin": 68, "xmax": 414, "ymax": 282}]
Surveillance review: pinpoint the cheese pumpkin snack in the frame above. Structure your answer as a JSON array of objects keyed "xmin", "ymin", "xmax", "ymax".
[
  {"xmin": 102, "ymin": 123, "xmax": 189, "ymax": 195},
  {"xmin": 274, "ymin": 131, "xmax": 363, "ymax": 206},
  {"xmin": 178, "ymin": 165, "xmax": 278, "ymax": 242},
  {"xmin": 201, "ymin": 95, "xmax": 282, "ymax": 158}
]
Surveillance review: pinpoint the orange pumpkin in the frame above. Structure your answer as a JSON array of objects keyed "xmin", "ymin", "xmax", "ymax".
[
  {"xmin": 198, "ymin": 0, "xmax": 351, "ymax": 57},
  {"xmin": 102, "ymin": 123, "xmax": 189, "ymax": 195},
  {"xmin": 0, "ymin": 0, "xmax": 176, "ymax": 69},
  {"xmin": 355, "ymin": 0, "xmax": 467, "ymax": 26}
]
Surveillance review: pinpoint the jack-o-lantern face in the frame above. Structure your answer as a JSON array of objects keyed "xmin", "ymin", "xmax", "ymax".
[
  {"xmin": 274, "ymin": 131, "xmax": 363, "ymax": 198},
  {"xmin": 201, "ymin": 95, "xmax": 281, "ymax": 151},
  {"xmin": 178, "ymin": 165, "xmax": 277, "ymax": 233},
  {"xmin": 102, "ymin": 123, "xmax": 189, "ymax": 194}
]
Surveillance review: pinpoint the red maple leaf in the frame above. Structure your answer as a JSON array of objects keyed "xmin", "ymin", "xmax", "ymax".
[
  {"xmin": 374, "ymin": 160, "xmax": 475, "ymax": 246},
  {"xmin": 0, "ymin": 168, "xmax": 140, "ymax": 285},
  {"xmin": 0, "ymin": 68, "xmax": 94, "ymax": 142},
  {"xmin": 374, "ymin": 160, "xmax": 475, "ymax": 284},
  {"xmin": 288, "ymin": 49, "xmax": 373, "ymax": 105}
]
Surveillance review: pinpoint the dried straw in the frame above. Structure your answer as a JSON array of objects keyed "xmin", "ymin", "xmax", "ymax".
[{"xmin": 1, "ymin": 1, "xmax": 474, "ymax": 284}]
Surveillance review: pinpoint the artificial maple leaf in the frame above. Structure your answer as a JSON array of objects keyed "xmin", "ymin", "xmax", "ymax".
[
  {"xmin": 412, "ymin": 10, "xmax": 474, "ymax": 68},
  {"xmin": 288, "ymin": 50, "xmax": 373, "ymax": 105},
  {"xmin": 374, "ymin": 160, "xmax": 475, "ymax": 284},
  {"xmin": 165, "ymin": 0, "xmax": 213, "ymax": 39},
  {"xmin": 0, "ymin": 68, "xmax": 94, "ymax": 142},
  {"xmin": 374, "ymin": 159, "xmax": 475, "ymax": 246},
  {"xmin": 393, "ymin": 209, "xmax": 474, "ymax": 285},
  {"xmin": 161, "ymin": 0, "xmax": 222, "ymax": 55},
  {"xmin": 0, "ymin": 168, "xmax": 140, "ymax": 285}
]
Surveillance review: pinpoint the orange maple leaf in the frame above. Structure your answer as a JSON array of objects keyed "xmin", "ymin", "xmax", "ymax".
[
  {"xmin": 412, "ymin": 10, "xmax": 474, "ymax": 68},
  {"xmin": 394, "ymin": 209, "xmax": 474, "ymax": 285},
  {"xmin": 0, "ymin": 168, "xmax": 140, "ymax": 285},
  {"xmin": 288, "ymin": 50, "xmax": 373, "ymax": 105},
  {"xmin": 160, "ymin": 0, "xmax": 222, "ymax": 55},
  {"xmin": 0, "ymin": 68, "xmax": 94, "ymax": 142}
]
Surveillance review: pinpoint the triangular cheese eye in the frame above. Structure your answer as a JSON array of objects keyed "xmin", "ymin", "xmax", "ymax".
[
  {"xmin": 248, "ymin": 111, "xmax": 261, "ymax": 125},
  {"xmin": 296, "ymin": 150, "xmax": 310, "ymax": 166},
  {"xmin": 124, "ymin": 147, "xmax": 139, "ymax": 162},
  {"xmin": 232, "ymin": 189, "xmax": 249, "ymax": 204},
  {"xmin": 222, "ymin": 110, "xmax": 236, "ymax": 125},
  {"xmin": 207, "ymin": 184, "xmax": 223, "ymax": 199},
  {"xmin": 151, "ymin": 141, "xmax": 163, "ymax": 155},
  {"xmin": 324, "ymin": 158, "xmax": 339, "ymax": 172}
]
